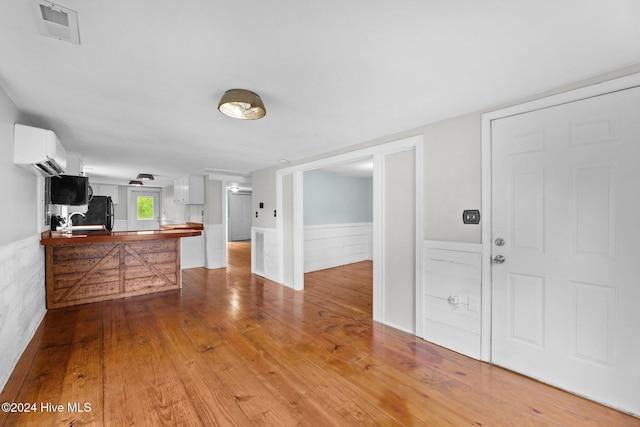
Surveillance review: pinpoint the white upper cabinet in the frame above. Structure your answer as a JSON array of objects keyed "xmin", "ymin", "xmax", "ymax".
[{"xmin": 174, "ymin": 175, "xmax": 204, "ymax": 204}]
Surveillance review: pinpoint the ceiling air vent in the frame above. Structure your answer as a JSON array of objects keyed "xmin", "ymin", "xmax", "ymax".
[{"xmin": 32, "ymin": 0, "xmax": 80, "ymax": 45}]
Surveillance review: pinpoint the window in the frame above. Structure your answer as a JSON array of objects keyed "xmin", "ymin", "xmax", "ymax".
[{"xmin": 137, "ymin": 196, "xmax": 154, "ymax": 220}]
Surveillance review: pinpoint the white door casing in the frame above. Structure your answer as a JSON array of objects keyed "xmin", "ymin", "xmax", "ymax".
[{"xmin": 485, "ymin": 80, "xmax": 640, "ymax": 416}]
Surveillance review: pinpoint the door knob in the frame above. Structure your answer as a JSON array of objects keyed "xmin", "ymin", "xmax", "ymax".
[{"xmin": 493, "ymin": 255, "xmax": 506, "ymax": 264}]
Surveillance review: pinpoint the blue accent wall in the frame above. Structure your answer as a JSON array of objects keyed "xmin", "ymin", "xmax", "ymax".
[{"xmin": 304, "ymin": 170, "xmax": 373, "ymax": 225}]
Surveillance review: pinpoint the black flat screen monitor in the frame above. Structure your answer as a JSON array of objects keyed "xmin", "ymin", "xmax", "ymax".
[{"xmin": 50, "ymin": 175, "xmax": 89, "ymax": 206}]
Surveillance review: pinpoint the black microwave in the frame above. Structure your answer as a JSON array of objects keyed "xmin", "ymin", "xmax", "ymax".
[{"xmin": 49, "ymin": 175, "xmax": 89, "ymax": 206}]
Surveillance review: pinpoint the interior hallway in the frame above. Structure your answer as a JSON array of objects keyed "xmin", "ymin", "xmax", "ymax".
[{"xmin": 1, "ymin": 242, "xmax": 638, "ymax": 425}]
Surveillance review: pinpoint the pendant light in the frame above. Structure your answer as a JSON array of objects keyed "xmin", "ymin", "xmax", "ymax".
[
  {"xmin": 136, "ymin": 173, "xmax": 154, "ymax": 181},
  {"xmin": 218, "ymin": 89, "xmax": 266, "ymax": 120}
]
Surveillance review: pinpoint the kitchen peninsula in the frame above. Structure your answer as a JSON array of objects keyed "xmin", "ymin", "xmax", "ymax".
[{"xmin": 40, "ymin": 229, "xmax": 201, "ymax": 309}]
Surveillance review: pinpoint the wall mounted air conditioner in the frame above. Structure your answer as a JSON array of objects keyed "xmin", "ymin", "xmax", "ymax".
[{"xmin": 13, "ymin": 124, "xmax": 67, "ymax": 177}]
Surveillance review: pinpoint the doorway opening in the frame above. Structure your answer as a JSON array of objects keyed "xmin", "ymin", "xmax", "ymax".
[
  {"xmin": 302, "ymin": 158, "xmax": 374, "ymax": 314},
  {"xmin": 228, "ymin": 190, "xmax": 252, "ymax": 242},
  {"xmin": 224, "ymin": 182, "xmax": 252, "ymax": 271},
  {"xmin": 275, "ymin": 135, "xmax": 423, "ymax": 332}
]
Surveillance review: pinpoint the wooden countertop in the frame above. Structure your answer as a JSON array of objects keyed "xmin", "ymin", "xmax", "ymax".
[
  {"xmin": 160, "ymin": 222, "xmax": 204, "ymax": 230},
  {"xmin": 40, "ymin": 229, "xmax": 202, "ymax": 246}
]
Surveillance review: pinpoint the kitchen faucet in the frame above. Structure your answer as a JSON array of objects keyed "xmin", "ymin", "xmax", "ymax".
[{"xmin": 66, "ymin": 211, "xmax": 86, "ymax": 231}]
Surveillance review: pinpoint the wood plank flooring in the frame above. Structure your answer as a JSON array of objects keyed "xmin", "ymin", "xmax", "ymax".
[{"xmin": 1, "ymin": 241, "xmax": 638, "ymax": 426}]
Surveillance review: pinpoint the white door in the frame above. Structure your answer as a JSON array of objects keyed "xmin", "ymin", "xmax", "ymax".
[
  {"xmin": 491, "ymin": 86, "xmax": 640, "ymax": 415},
  {"xmin": 127, "ymin": 188, "xmax": 161, "ymax": 231},
  {"xmin": 229, "ymin": 193, "xmax": 251, "ymax": 241}
]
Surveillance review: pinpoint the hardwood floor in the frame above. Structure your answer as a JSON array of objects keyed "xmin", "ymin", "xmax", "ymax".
[{"xmin": 1, "ymin": 241, "xmax": 638, "ymax": 426}]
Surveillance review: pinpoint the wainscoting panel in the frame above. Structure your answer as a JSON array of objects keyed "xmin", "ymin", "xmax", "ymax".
[
  {"xmin": 422, "ymin": 240, "xmax": 482, "ymax": 359},
  {"xmin": 204, "ymin": 224, "xmax": 225, "ymax": 269},
  {"xmin": 252, "ymin": 227, "xmax": 278, "ymax": 282},
  {"xmin": 0, "ymin": 235, "xmax": 46, "ymax": 391},
  {"xmin": 304, "ymin": 223, "xmax": 373, "ymax": 273}
]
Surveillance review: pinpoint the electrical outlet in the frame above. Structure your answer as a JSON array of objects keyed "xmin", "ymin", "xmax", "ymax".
[{"xmin": 447, "ymin": 294, "xmax": 459, "ymax": 309}]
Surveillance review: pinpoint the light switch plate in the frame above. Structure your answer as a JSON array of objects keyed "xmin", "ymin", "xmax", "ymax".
[{"xmin": 463, "ymin": 210, "xmax": 481, "ymax": 224}]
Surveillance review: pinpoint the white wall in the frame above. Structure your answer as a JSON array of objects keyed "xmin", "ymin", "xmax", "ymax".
[
  {"xmin": 252, "ymin": 65, "xmax": 640, "ymax": 245},
  {"xmin": 303, "ymin": 171, "xmax": 373, "ymax": 225},
  {"xmin": 204, "ymin": 179, "xmax": 223, "ymax": 225},
  {"xmin": 252, "ymin": 166, "xmax": 278, "ymax": 229},
  {"xmin": 0, "ymin": 86, "xmax": 46, "ymax": 392},
  {"xmin": 0, "ymin": 95, "xmax": 39, "ymax": 245},
  {"xmin": 281, "ymin": 174, "xmax": 294, "ymax": 286},
  {"xmin": 423, "ymin": 113, "xmax": 481, "ymax": 243},
  {"xmin": 250, "ymin": 65, "xmax": 640, "ymax": 348},
  {"xmin": 383, "ymin": 149, "xmax": 416, "ymax": 332},
  {"xmin": 203, "ymin": 179, "xmax": 225, "ymax": 269}
]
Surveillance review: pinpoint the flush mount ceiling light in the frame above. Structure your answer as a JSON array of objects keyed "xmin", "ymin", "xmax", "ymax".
[
  {"xmin": 136, "ymin": 173, "xmax": 154, "ymax": 181},
  {"xmin": 230, "ymin": 185, "xmax": 240, "ymax": 192},
  {"xmin": 129, "ymin": 180, "xmax": 143, "ymax": 186},
  {"xmin": 218, "ymin": 89, "xmax": 266, "ymax": 120}
]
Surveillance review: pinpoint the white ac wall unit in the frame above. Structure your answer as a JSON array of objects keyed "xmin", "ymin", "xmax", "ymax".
[
  {"xmin": 32, "ymin": 0, "xmax": 80, "ymax": 45},
  {"xmin": 13, "ymin": 124, "xmax": 67, "ymax": 177}
]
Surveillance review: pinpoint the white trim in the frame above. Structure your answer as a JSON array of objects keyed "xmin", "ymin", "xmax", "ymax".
[
  {"xmin": 480, "ymin": 72, "xmax": 640, "ymax": 362},
  {"xmin": 275, "ymin": 173, "xmax": 284, "ymax": 283},
  {"xmin": 414, "ymin": 138, "xmax": 424, "ymax": 338},
  {"xmin": 304, "ymin": 222, "xmax": 373, "ymax": 229},
  {"xmin": 483, "ymin": 73, "xmax": 640, "ymax": 123},
  {"xmin": 221, "ymin": 183, "xmax": 228, "ymax": 267},
  {"xmin": 292, "ymin": 171, "xmax": 304, "ymax": 290},
  {"xmin": 481, "ymin": 113, "xmax": 493, "ymax": 362},
  {"xmin": 372, "ymin": 151, "xmax": 384, "ymax": 323}
]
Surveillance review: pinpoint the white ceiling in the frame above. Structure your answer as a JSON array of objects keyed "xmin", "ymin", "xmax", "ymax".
[{"xmin": 1, "ymin": 1, "xmax": 639, "ymax": 187}]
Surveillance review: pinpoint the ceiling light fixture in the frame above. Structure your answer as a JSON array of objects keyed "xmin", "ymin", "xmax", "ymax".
[
  {"xmin": 129, "ymin": 180, "xmax": 143, "ymax": 186},
  {"xmin": 218, "ymin": 89, "xmax": 266, "ymax": 120},
  {"xmin": 136, "ymin": 173, "xmax": 154, "ymax": 181},
  {"xmin": 230, "ymin": 185, "xmax": 240, "ymax": 192}
]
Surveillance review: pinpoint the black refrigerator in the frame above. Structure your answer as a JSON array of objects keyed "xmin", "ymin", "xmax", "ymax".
[{"xmin": 72, "ymin": 195, "xmax": 115, "ymax": 231}]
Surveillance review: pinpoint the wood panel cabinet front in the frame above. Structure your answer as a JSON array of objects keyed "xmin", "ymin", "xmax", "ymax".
[{"xmin": 45, "ymin": 239, "xmax": 180, "ymax": 309}]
